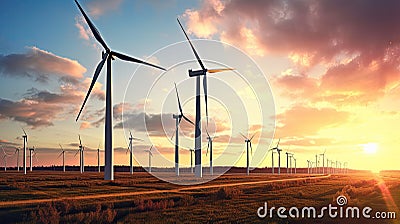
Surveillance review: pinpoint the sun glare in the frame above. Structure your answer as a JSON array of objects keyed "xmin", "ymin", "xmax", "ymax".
[{"xmin": 362, "ymin": 143, "xmax": 378, "ymax": 154}]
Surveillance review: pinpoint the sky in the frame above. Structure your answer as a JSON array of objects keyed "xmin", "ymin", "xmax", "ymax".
[{"xmin": 0, "ymin": 0, "xmax": 399, "ymax": 173}]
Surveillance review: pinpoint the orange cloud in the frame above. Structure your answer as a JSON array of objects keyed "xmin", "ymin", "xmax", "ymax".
[
  {"xmin": 0, "ymin": 46, "xmax": 86, "ymax": 81},
  {"xmin": 275, "ymin": 105, "xmax": 349, "ymax": 138},
  {"xmin": 87, "ymin": 0, "xmax": 123, "ymax": 18}
]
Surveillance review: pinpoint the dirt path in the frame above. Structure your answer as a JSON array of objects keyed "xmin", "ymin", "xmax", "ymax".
[{"xmin": 0, "ymin": 174, "xmax": 330, "ymax": 207}]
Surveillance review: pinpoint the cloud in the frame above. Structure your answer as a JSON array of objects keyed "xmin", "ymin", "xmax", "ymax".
[
  {"xmin": 87, "ymin": 0, "xmax": 123, "ymax": 17},
  {"xmin": 75, "ymin": 16, "xmax": 90, "ymax": 40},
  {"xmin": 184, "ymin": 0, "xmax": 400, "ymax": 104},
  {"xmin": 0, "ymin": 62, "xmax": 104, "ymax": 129},
  {"xmin": 0, "ymin": 98, "xmax": 62, "ymax": 128},
  {"xmin": 0, "ymin": 46, "xmax": 86, "ymax": 82},
  {"xmin": 275, "ymin": 105, "xmax": 350, "ymax": 138}
]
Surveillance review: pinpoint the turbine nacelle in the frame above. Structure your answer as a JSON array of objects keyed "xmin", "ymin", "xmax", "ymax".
[{"xmin": 188, "ymin": 69, "xmax": 206, "ymax": 77}]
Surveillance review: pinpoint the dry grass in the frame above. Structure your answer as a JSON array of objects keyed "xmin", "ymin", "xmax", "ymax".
[{"xmin": 0, "ymin": 171, "xmax": 398, "ymax": 223}]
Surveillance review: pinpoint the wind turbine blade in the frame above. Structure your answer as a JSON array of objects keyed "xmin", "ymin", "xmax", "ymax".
[
  {"xmin": 130, "ymin": 130, "xmax": 133, "ymax": 139},
  {"xmin": 22, "ymin": 128, "xmax": 27, "ymax": 136},
  {"xmin": 207, "ymin": 68, "xmax": 234, "ymax": 73},
  {"xmin": 177, "ymin": 18, "xmax": 206, "ymax": 70},
  {"xmin": 182, "ymin": 115, "xmax": 195, "ymax": 126},
  {"xmin": 74, "ymin": 0, "xmax": 109, "ymax": 51},
  {"xmin": 239, "ymin": 132, "xmax": 247, "ymax": 140},
  {"xmin": 203, "ymin": 75, "xmax": 208, "ymax": 128},
  {"xmin": 174, "ymin": 83, "xmax": 183, "ymax": 114},
  {"xmin": 206, "ymin": 142, "xmax": 209, "ymax": 156},
  {"xmin": 57, "ymin": 151, "xmax": 63, "ymax": 159},
  {"xmin": 76, "ymin": 52, "xmax": 108, "ymax": 121},
  {"xmin": 250, "ymin": 133, "xmax": 256, "ymax": 141},
  {"xmin": 79, "ymin": 135, "xmax": 82, "ymax": 146},
  {"xmin": 74, "ymin": 149, "xmax": 79, "ymax": 157},
  {"xmin": 112, "ymin": 51, "xmax": 166, "ymax": 71},
  {"xmin": 276, "ymin": 138, "xmax": 280, "ymax": 147},
  {"xmin": 149, "ymin": 145, "xmax": 153, "ymax": 151},
  {"xmin": 59, "ymin": 144, "xmax": 64, "ymax": 152},
  {"xmin": 250, "ymin": 142, "xmax": 253, "ymax": 155}
]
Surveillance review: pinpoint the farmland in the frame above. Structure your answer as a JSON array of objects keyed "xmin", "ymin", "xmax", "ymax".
[{"xmin": 0, "ymin": 170, "xmax": 399, "ymax": 223}]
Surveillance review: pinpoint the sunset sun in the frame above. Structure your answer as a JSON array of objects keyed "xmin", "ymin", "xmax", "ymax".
[{"xmin": 362, "ymin": 143, "xmax": 378, "ymax": 154}]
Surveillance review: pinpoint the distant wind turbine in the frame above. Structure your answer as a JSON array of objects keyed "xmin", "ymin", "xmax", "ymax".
[
  {"xmin": 240, "ymin": 133, "xmax": 256, "ymax": 176},
  {"xmin": 29, "ymin": 146, "xmax": 37, "ymax": 172},
  {"xmin": 74, "ymin": 135, "xmax": 84, "ymax": 173},
  {"xmin": 319, "ymin": 149, "xmax": 326, "ymax": 174},
  {"xmin": 206, "ymin": 133, "xmax": 217, "ymax": 176},
  {"xmin": 127, "ymin": 131, "xmax": 142, "ymax": 175},
  {"xmin": 171, "ymin": 83, "xmax": 194, "ymax": 176},
  {"xmin": 189, "ymin": 148, "xmax": 195, "ymax": 173},
  {"xmin": 307, "ymin": 160, "xmax": 311, "ymax": 174},
  {"xmin": 74, "ymin": 0, "xmax": 166, "ymax": 181},
  {"xmin": 58, "ymin": 144, "xmax": 66, "ymax": 172},
  {"xmin": 145, "ymin": 145, "xmax": 154, "ymax": 173},
  {"xmin": 177, "ymin": 18, "xmax": 233, "ymax": 178},
  {"xmin": 269, "ymin": 139, "xmax": 281, "ymax": 174},
  {"xmin": 22, "ymin": 129, "xmax": 28, "ymax": 175},
  {"xmin": 97, "ymin": 143, "xmax": 101, "ymax": 173},
  {"xmin": 285, "ymin": 149, "xmax": 293, "ymax": 174},
  {"xmin": 14, "ymin": 147, "xmax": 20, "ymax": 172},
  {"xmin": 1, "ymin": 146, "xmax": 10, "ymax": 172}
]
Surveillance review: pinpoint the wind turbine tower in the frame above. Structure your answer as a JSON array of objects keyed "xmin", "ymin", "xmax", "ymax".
[
  {"xmin": 206, "ymin": 133, "xmax": 217, "ymax": 175},
  {"xmin": 14, "ymin": 147, "xmax": 20, "ymax": 172},
  {"xmin": 1, "ymin": 146, "xmax": 9, "ymax": 172},
  {"xmin": 58, "ymin": 144, "xmax": 66, "ymax": 172},
  {"xmin": 189, "ymin": 148, "xmax": 194, "ymax": 173},
  {"xmin": 22, "ymin": 129, "xmax": 28, "ymax": 175},
  {"xmin": 29, "ymin": 147, "xmax": 36, "ymax": 172},
  {"xmin": 240, "ymin": 133, "xmax": 255, "ymax": 176},
  {"xmin": 145, "ymin": 145, "xmax": 154, "ymax": 173},
  {"xmin": 97, "ymin": 144, "xmax": 101, "ymax": 173},
  {"xmin": 320, "ymin": 149, "xmax": 326, "ymax": 174}
]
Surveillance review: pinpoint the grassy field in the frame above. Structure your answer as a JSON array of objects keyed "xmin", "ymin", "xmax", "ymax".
[{"xmin": 0, "ymin": 170, "xmax": 398, "ymax": 223}]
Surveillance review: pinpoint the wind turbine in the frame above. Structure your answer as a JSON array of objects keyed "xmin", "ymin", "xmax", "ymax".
[
  {"xmin": 177, "ymin": 18, "xmax": 233, "ymax": 178},
  {"xmin": 1, "ymin": 146, "xmax": 9, "ymax": 172},
  {"xmin": 22, "ymin": 129, "xmax": 28, "ymax": 174},
  {"xmin": 269, "ymin": 139, "xmax": 282, "ymax": 175},
  {"xmin": 74, "ymin": 0, "xmax": 166, "ymax": 181},
  {"xmin": 97, "ymin": 143, "xmax": 101, "ymax": 173},
  {"xmin": 75, "ymin": 135, "xmax": 84, "ymax": 173},
  {"xmin": 306, "ymin": 160, "xmax": 311, "ymax": 174},
  {"xmin": 292, "ymin": 156, "xmax": 297, "ymax": 174},
  {"xmin": 286, "ymin": 149, "xmax": 293, "ymax": 174},
  {"xmin": 58, "ymin": 144, "xmax": 66, "ymax": 172},
  {"xmin": 28, "ymin": 146, "xmax": 37, "ymax": 172},
  {"xmin": 171, "ymin": 83, "xmax": 194, "ymax": 176},
  {"xmin": 206, "ymin": 133, "xmax": 217, "ymax": 176},
  {"xmin": 145, "ymin": 145, "xmax": 154, "ymax": 173},
  {"xmin": 80, "ymin": 135, "xmax": 84, "ymax": 173},
  {"xmin": 240, "ymin": 133, "xmax": 256, "ymax": 176},
  {"xmin": 127, "ymin": 131, "xmax": 142, "ymax": 175},
  {"xmin": 14, "ymin": 147, "xmax": 20, "ymax": 172},
  {"xmin": 271, "ymin": 151, "xmax": 276, "ymax": 174},
  {"xmin": 189, "ymin": 148, "xmax": 195, "ymax": 173},
  {"xmin": 319, "ymin": 149, "xmax": 326, "ymax": 174},
  {"xmin": 315, "ymin": 154, "xmax": 319, "ymax": 174}
]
